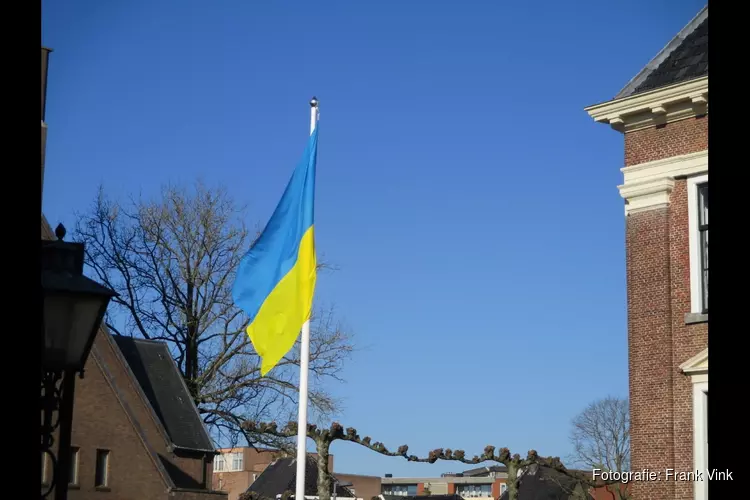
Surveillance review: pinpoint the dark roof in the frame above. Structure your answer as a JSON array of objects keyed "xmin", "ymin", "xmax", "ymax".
[
  {"xmin": 461, "ymin": 465, "xmax": 508, "ymax": 477},
  {"xmin": 383, "ymin": 496, "xmax": 462, "ymax": 500},
  {"xmin": 247, "ymin": 456, "xmax": 356, "ymax": 497},
  {"xmin": 616, "ymin": 6, "xmax": 708, "ymax": 99},
  {"xmin": 112, "ymin": 335, "xmax": 215, "ymax": 452},
  {"xmin": 498, "ymin": 466, "xmax": 593, "ymax": 500}
]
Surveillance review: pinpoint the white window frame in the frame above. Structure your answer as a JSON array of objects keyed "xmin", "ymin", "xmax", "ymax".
[
  {"xmin": 692, "ymin": 379, "xmax": 708, "ymax": 500},
  {"xmin": 214, "ymin": 454, "xmax": 225, "ymax": 472},
  {"xmin": 680, "ymin": 349, "xmax": 708, "ymax": 500},
  {"xmin": 69, "ymin": 447, "xmax": 80, "ymax": 486},
  {"xmin": 687, "ymin": 174, "xmax": 708, "ymax": 314},
  {"xmin": 230, "ymin": 452, "xmax": 243, "ymax": 471}
]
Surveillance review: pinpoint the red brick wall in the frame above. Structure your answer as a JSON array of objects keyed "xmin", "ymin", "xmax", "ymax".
[
  {"xmin": 491, "ymin": 479, "xmax": 504, "ymax": 498},
  {"xmin": 668, "ymin": 180, "xmax": 709, "ymax": 500},
  {"xmin": 590, "ymin": 483, "xmax": 631, "ymax": 500},
  {"xmin": 215, "ymin": 471, "xmax": 253, "ymax": 500},
  {"xmin": 50, "ymin": 330, "xmax": 224, "ymax": 499},
  {"xmin": 625, "ymin": 206, "xmax": 675, "ymax": 500},
  {"xmin": 623, "ymin": 115, "xmax": 709, "ymax": 500},
  {"xmin": 447, "ymin": 483, "xmax": 456, "ymax": 495},
  {"xmin": 64, "ymin": 338, "xmax": 173, "ymax": 499},
  {"xmin": 624, "ymin": 115, "xmax": 708, "ymax": 166},
  {"xmin": 335, "ymin": 473, "xmax": 382, "ymax": 500}
]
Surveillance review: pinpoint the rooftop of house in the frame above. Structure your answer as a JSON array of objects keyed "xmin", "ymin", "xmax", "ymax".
[
  {"xmin": 615, "ymin": 5, "xmax": 708, "ymax": 99},
  {"xmin": 381, "ymin": 496, "xmax": 463, "ymax": 500},
  {"xmin": 498, "ymin": 465, "xmax": 593, "ymax": 500},
  {"xmin": 112, "ymin": 335, "xmax": 215, "ymax": 452},
  {"xmin": 460, "ymin": 466, "xmax": 509, "ymax": 477},
  {"xmin": 247, "ymin": 456, "xmax": 356, "ymax": 498}
]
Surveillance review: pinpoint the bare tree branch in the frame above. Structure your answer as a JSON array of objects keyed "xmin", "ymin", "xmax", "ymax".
[
  {"xmin": 242, "ymin": 420, "xmax": 628, "ymax": 500},
  {"xmin": 74, "ymin": 181, "xmax": 355, "ymax": 445}
]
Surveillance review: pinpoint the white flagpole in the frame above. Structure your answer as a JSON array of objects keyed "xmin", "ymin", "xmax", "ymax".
[{"xmin": 294, "ymin": 96, "xmax": 319, "ymax": 500}]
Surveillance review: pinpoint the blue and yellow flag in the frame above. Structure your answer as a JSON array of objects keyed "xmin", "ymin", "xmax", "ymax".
[{"xmin": 232, "ymin": 126, "xmax": 318, "ymax": 376}]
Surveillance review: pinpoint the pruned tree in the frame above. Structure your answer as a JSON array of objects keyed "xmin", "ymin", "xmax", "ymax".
[
  {"xmin": 568, "ymin": 396, "xmax": 630, "ymax": 499},
  {"xmin": 243, "ymin": 421, "xmax": 626, "ymax": 500},
  {"xmin": 74, "ymin": 181, "xmax": 355, "ymax": 446}
]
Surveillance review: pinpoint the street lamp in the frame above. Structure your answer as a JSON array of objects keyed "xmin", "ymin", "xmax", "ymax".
[{"xmin": 41, "ymin": 223, "xmax": 117, "ymax": 500}]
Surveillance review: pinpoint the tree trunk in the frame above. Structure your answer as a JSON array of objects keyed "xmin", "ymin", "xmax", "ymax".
[
  {"xmin": 316, "ymin": 438, "xmax": 332, "ymax": 500},
  {"xmin": 505, "ymin": 463, "xmax": 519, "ymax": 500}
]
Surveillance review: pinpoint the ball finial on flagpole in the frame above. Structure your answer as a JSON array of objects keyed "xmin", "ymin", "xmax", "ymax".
[{"xmin": 310, "ymin": 96, "xmax": 319, "ymax": 108}]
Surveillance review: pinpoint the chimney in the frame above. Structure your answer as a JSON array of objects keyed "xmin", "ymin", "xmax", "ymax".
[
  {"xmin": 41, "ymin": 47, "xmax": 53, "ymax": 121},
  {"xmin": 41, "ymin": 47, "xmax": 52, "ymax": 210}
]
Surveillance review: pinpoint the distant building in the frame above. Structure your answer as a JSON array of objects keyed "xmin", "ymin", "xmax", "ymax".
[
  {"xmin": 381, "ymin": 467, "xmax": 509, "ymax": 499},
  {"xmin": 585, "ymin": 5, "xmax": 708, "ymax": 500}
]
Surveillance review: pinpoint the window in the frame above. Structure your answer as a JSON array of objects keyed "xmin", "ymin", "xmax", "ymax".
[
  {"xmin": 383, "ymin": 485, "xmax": 418, "ymax": 496},
  {"xmin": 214, "ymin": 455, "xmax": 225, "ymax": 472},
  {"xmin": 69, "ymin": 447, "xmax": 80, "ymax": 486},
  {"xmin": 456, "ymin": 484, "xmax": 492, "ymax": 498},
  {"xmin": 687, "ymin": 175, "xmax": 708, "ymax": 315},
  {"xmin": 214, "ymin": 452, "xmax": 243, "ymax": 472},
  {"xmin": 697, "ymin": 183, "xmax": 708, "ymax": 312},
  {"xmin": 500, "ymin": 484, "xmax": 507, "ymax": 494},
  {"xmin": 231, "ymin": 452, "xmax": 243, "ymax": 471},
  {"xmin": 96, "ymin": 449, "xmax": 110, "ymax": 488},
  {"xmin": 41, "ymin": 452, "xmax": 49, "ymax": 485}
]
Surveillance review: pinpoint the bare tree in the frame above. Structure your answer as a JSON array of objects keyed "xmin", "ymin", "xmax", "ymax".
[
  {"xmin": 568, "ymin": 396, "xmax": 630, "ymax": 499},
  {"xmin": 243, "ymin": 421, "xmax": 626, "ymax": 500},
  {"xmin": 569, "ymin": 396, "xmax": 629, "ymax": 473},
  {"xmin": 74, "ymin": 181, "xmax": 355, "ymax": 446}
]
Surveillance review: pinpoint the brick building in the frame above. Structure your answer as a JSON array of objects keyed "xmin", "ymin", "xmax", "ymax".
[
  {"xmin": 42, "ymin": 46, "xmax": 226, "ymax": 500},
  {"xmin": 585, "ymin": 6, "xmax": 708, "ymax": 500}
]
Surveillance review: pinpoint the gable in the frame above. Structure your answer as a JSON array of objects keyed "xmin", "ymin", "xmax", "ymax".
[
  {"xmin": 680, "ymin": 348, "xmax": 708, "ymax": 375},
  {"xmin": 70, "ymin": 335, "xmax": 176, "ymax": 493}
]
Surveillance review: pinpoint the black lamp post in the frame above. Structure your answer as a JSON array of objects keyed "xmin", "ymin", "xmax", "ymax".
[{"xmin": 41, "ymin": 223, "xmax": 117, "ymax": 500}]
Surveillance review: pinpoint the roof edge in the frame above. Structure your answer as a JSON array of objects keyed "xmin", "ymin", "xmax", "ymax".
[
  {"xmin": 159, "ymin": 341, "xmax": 217, "ymax": 452},
  {"xmin": 615, "ymin": 5, "xmax": 707, "ymax": 99},
  {"xmin": 106, "ymin": 333, "xmax": 180, "ymax": 447},
  {"xmin": 112, "ymin": 335, "xmax": 217, "ymax": 453}
]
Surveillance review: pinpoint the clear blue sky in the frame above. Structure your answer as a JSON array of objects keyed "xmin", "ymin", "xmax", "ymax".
[{"xmin": 42, "ymin": 0, "xmax": 706, "ymax": 478}]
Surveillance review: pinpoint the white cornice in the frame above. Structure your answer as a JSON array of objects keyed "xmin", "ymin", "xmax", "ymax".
[
  {"xmin": 622, "ymin": 150, "xmax": 708, "ymax": 184},
  {"xmin": 680, "ymin": 348, "xmax": 708, "ymax": 376},
  {"xmin": 585, "ymin": 77, "xmax": 708, "ymax": 133},
  {"xmin": 619, "ymin": 178, "xmax": 674, "ymax": 215},
  {"xmin": 618, "ymin": 150, "xmax": 708, "ymax": 215}
]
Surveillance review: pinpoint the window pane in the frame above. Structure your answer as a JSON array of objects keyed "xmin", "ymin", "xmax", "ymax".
[
  {"xmin": 407, "ymin": 485, "xmax": 417, "ymax": 496},
  {"xmin": 698, "ymin": 184, "xmax": 708, "ymax": 225},
  {"xmin": 41, "ymin": 452, "xmax": 47, "ymax": 484},
  {"xmin": 96, "ymin": 449, "xmax": 110, "ymax": 487},
  {"xmin": 70, "ymin": 447, "xmax": 79, "ymax": 485}
]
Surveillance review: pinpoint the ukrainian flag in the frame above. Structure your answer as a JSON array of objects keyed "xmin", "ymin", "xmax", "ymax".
[{"xmin": 232, "ymin": 126, "xmax": 318, "ymax": 376}]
